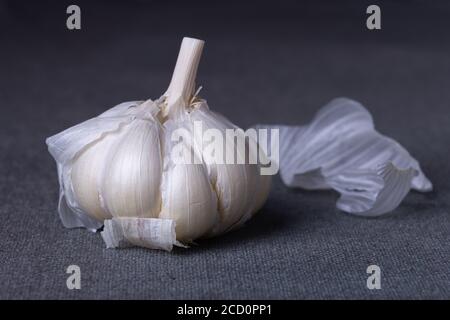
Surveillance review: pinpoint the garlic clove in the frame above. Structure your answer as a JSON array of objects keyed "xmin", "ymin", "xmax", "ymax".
[
  {"xmin": 159, "ymin": 162, "xmax": 219, "ymax": 242},
  {"xmin": 190, "ymin": 106, "xmax": 271, "ymax": 235},
  {"xmin": 57, "ymin": 163, "xmax": 104, "ymax": 231},
  {"xmin": 46, "ymin": 107, "xmax": 137, "ymax": 165},
  {"xmin": 159, "ymin": 119, "xmax": 219, "ymax": 242},
  {"xmin": 71, "ymin": 131, "xmax": 118, "ymax": 221},
  {"xmin": 68, "ymin": 100, "xmax": 163, "ymax": 222},
  {"xmin": 101, "ymin": 118, "xmax": 163, "ymax": 218},
  {"xmin": 258, "ymin": 97, "xmax": 432, "ymax": 216},
  {"xmin": 233, "ymin": 160, "xmax": 272, "ymax": 229},
  {"xmin": 46, "ymin": 102, "xmax": 141, "ymax": 229},
  {"xmin": 239, "ymin": 129, "xmax": 272, "ymax": 224}
]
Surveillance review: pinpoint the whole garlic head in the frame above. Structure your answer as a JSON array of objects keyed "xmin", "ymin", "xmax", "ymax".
[{"xmin": 46, "ymin": 37, "xmax": 271, "ymax": 250}]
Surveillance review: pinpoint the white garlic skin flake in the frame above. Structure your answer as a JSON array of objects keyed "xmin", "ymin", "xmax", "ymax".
[
  {"xmin": 255, "ymin": 98, "xmax": 432, "ymax": 217},
  {"xmin": 46, "ymin": 38, "xmax": 271, "ymax": 248}
]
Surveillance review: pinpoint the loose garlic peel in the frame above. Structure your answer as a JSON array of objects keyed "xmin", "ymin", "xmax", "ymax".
[
  {"xmin": 46, "ymin": 38, "xmax": 271, "ymax": 250},
  {"xmin": 256, "ymin": 98, "xmax": 432, "ymax": 217}
]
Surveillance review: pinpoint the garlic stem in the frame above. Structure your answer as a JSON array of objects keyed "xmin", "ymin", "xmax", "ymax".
[{"xmin": 163, "ymin": 37, "xmax": 204, "ymax": 117}]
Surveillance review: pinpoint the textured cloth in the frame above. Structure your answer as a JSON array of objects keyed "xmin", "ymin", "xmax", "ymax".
[{"xmin": 0, "ymin": 0, "xmax": 449, "ymax": 299}]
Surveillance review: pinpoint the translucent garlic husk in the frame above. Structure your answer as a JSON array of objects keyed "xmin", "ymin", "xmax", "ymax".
[
  {"xmin": 255, "ymin": 98, "xmax": 432, "ymax": 217},
  {"xmin": 46, "ymin": 37, "xmax": 272, "ymax": 250}
]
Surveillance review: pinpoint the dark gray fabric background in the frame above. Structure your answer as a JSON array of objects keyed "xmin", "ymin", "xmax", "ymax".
[{"xmin": 1, "ymin": 0, "xmax": 449, "ymax": 299}]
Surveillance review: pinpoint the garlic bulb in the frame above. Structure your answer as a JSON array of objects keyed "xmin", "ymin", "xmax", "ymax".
[{"xmin": 46, "ymin": 37, "xmax": 271, "ymax": 251}]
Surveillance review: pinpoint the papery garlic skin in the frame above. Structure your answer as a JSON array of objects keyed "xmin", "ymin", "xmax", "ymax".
[
  {"xmin": 46, "ymin": 37, "xmax": 272, "ymax": 250},
  {"xmin": 102, "ymin": 218, "xmax": 178, "ymax": 251},
  {"xmin": 256, "ymin": 97, "xmax": 432, "ymax": 217}
]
